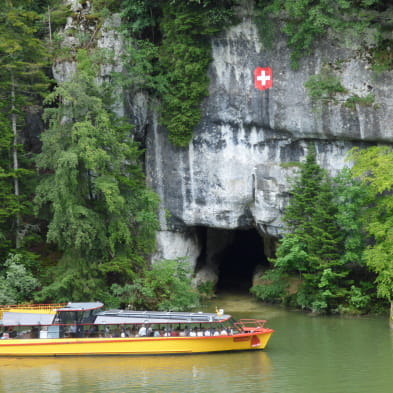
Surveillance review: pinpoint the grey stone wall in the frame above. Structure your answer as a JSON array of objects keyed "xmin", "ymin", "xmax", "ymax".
[{"xmin": 146, "ymin": 16, "xmax": 392, "ymax": 271}]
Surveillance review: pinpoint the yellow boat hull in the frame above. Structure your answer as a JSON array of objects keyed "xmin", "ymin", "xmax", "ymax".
[{"xmin": 0, "ymin": 331, "xmax": 273, "ymax": 357}]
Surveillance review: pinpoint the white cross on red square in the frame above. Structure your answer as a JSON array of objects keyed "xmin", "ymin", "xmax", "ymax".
[{"xmin": 254, "ymin": 67, "xmax": 273, "ymax": 90}]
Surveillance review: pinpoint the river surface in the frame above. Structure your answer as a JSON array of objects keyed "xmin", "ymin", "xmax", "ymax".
[{"xmin": 0, "ymin": 292, "xmax": 392, "ymax": 393}]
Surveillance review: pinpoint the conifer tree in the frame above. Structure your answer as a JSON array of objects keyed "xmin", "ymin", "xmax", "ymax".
[
  {"xmin": 35, "ymin": 49, "xmax": 159, "ymax": 302},
  {"xmin": 269, "ymin": 145, "xmax": 347, "ymax": 312},
  {"xmin": 0, "ymin": 0, "xmax": 49, "ymax": 252}
]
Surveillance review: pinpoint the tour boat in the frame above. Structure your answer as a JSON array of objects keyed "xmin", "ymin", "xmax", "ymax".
[{"xmin": 0, "ymin": 302, "xmax": 274, "ymax": 357}]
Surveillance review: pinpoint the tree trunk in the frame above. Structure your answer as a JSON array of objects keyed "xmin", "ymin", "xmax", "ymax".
[
  {"xmin": 48, "ymin": 6, "xmax": 52, "ymax": 43},
  {"xmin": 11, "ymin": 73, "xmax": 21, "ymax": 249},
  {"xmin": 390, "ymin": 300, "xmax": 393, "ymax": 329}
]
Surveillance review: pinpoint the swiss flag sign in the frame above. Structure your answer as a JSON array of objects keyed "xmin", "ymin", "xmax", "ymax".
[{"xmin": 254, "ymin": 67, "xmax": 272, "ymax": 90}]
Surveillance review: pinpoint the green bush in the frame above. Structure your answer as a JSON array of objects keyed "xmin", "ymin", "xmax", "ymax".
[
  {"xmin": 250, "ymin": 269, "xmax": 289, "ymax": 302},
  {"xmin": 304, "ymin": 72, "xmax": 347, "ymax": 102},
  {"xmin": 255, "ymin": 0, "xmax": 390, "ymax": 69},
  {"xmin": 0, "ymin": 253, "xmax": 40, "ymax": 304},
  {"xmin": 111, "ymin": 258, "xmax": 200, "ymax": 311},
  {"xmin": 197, "ymin": 280, "xmax": 216, "ymax": 300},
  {"xmin": 348, "ymin": 285, "xmax": 371, "ymax": 310},
  {"xmin": 159, "ymin": 2, "xmax": 235, "ymax": 146},
  {"xmin": 344, "ymin": 94, "xmax": 375, "ymax": 110}
]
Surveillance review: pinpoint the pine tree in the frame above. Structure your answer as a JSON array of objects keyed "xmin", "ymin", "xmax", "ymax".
[
  {"xmin": 271, "ymin": 145, "xmax": 347, "ymax": 312},
  {"xmin": 0, "ymin": 0, "xmax": 49, "ymax": 252}
]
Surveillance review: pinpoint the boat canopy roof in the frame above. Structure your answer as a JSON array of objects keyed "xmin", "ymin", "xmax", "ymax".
[
  {"xmin": 1, "ymin": 312, "xmax": 55, "ymax": 326},
  {"xmin": 55, "ymin": 302, "xmax": 104, "ymax": 312},
  {"xmin": 94, "ymin": 310, "xmax": 231, "ymax": 325}
]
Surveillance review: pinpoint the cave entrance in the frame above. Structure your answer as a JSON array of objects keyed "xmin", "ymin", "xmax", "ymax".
[
  {"xmin": 216, "ymin": 229, "xmax": 268, "ymax": 292},
  {"xmin": 196, "ymin": 227, "xmax": 270, "ymax": 294}
]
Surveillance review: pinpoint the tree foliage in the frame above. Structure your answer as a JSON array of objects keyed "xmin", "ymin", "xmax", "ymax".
[
  {"xmin": 0, "ymin": 253, "xmax": 40, "ymax": 304},
  {"xmin": 120, "ymin": 0, "xmax": 236, "ymax": 147},
  {"xmin": 255, "ymin": 0, "xmax": 392, "ymax": 69},
  {"xmin": 252, "ymin": 145, "xmax": 388, "ymax": 314},
  {"xmin": 333, "ymin": 167, "xmax": 370, "ymax": 266},
  {"xmin": 159, "ymin": 1, "xmax": 235, "ymax": 146},
  {"xmin": 281, "ymin": 145, "xmax": 348, "ymax": 311},
  {"xmin": 111, "ymin": 258, "xmax": 200, "ymax": 310},
  {"xmin": 254, "ymin": 145, "xmax": 360, "ymax": 312},
  {"xmin": 349, "ymin": 146, "xmax": 393, "ymax": 302},
  {"xmin": 35, "ymin": 49, "xmax": 159, "ymax": 301},
  {"xmin": 0, "ymin": 0, "xmax": 49, "ymax": 254}
]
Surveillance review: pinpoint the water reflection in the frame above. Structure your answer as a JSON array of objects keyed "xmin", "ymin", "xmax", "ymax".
[
  {"xmin": 1, "ymin": 293, "xmax": 392, "ymax": 393},
  {"xmin": 0, "ymin": 351, "xmax": 273, "ymax": 393}
]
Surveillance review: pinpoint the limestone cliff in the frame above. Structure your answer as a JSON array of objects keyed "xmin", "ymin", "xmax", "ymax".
[
  {"xmin": 51, "ymin": 2, "xmax": 393, "ymax": 287},
  {"xmin": 145, "ymin": 13, "xmax": 392, "ymax": 283}
]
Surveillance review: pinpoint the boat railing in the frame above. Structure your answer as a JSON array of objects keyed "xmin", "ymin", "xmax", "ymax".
[
  {"xmin": 0, "ymin": 303, "xmax": 67, "ymax": 319},
  {"xmin": 234, "ymin": 319, "xmax": 267, "ymax": 333}
]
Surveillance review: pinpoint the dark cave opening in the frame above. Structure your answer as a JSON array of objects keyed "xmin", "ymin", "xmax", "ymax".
[
  {"xmin": 216, "ymin": 229, "xmax": 268, "ymax": 292},
  {"xmin": 194, "ymin": 226, "xmax": 272, "ymax": 294}
]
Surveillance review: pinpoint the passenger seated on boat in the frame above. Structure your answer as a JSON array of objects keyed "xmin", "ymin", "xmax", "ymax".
[
  {"xmin": 31, "ymin": 326, "xmax": 39, "ymax": 338},
  {"xmin": 179, "ymin": 330, "xmax": 186, "ymax": 337},
  {"xmin": 204, "ymin": 329, "xmax": 211, "ymax": 336},
  {"xmin": 197, "ymin": 330, "xmax": 204, "ymax": 337},
  {"xmin": 76, "ymin": 325, "xmax": 85, "ymax": 338},
  {"xmin": 87, "ymin": 325, "xmax": 98, "ymax": 337},
  {"xmin": 163, "ymin": 328, "xmax": 171, "ymax": 337},
  {"xmin": 69, "ymin": 324, "xmax": 77, "ymax": 337},
  {"xmin": 153, "ymin": 330, "xmax": 160, "ymax": 337},
  {"xmin": 21, "ymin": 330, "xmax": 31, "ymax": 339},
  {"xmin": 214, "ymin": 329, "xmax": 220, "ymax": 336},
  {"xmin": 189, "ymin": 328, "xmax": 196, "ymax": 337},
  {"xmin": 130, "ymin": 327, "xmax": 137, "ymax": 337},
  {"xmin": 138, "ymin": 324, "xmax": 147, "ymax": 337},
  {"xmin": 220, "ymin": 328, "xmax": 228, "ymax": 335},
  {"xmin": 184, "ymin": 325, "xmax": 190, "ymax": 336},
  {"xmin": 8, "ymin": 327, "xmax": 17, "ymax": 338}
]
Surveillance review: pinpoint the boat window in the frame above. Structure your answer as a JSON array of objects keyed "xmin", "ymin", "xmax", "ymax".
[{"xmin": 55, "ymin": 311, "xmax": 82, "ymax": 324}]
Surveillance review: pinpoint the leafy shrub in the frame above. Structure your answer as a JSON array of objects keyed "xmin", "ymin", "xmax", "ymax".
[
  {"xmin": 159, "ymin": 2, "xmax": 235, "ymax": 146},
  {"xmin": 344, "ymin": 94, "xmax": 375, "ymax": 110},
  {"xmin": 304, "ymin": 72, "xmax": 347, "ymax": 102},
  {"xmin": 250, "ymin": 269, "xmax": 289, "ymax": 302},
  {"xmin": 197, "ymin": 281, "xmax": 216, "ymax": 300},
  {"xmin": 0, "ymin": 254, "xmax": 40, "ymax": 304},
  {"xmin": 348, "ymin": 285, "xmax": 371, "ymax": 310},
  {"xmin": 370, "ymin": 39, "xmax": 393, "ymax": 72},
  {"xmin": 255, "ymin": 0, "xmax": 390, "ymax": 69},
  {"xmin": 111, "ymin": 258, "xmax": 200, "ymax": 311}
]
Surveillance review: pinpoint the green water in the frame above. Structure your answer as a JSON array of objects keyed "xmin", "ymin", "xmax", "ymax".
[{"xmin": 0, "ymin": 293, "xmax": 392, "ymax": 393}]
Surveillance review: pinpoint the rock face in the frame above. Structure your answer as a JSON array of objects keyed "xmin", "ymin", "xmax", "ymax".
[
  {"xmin": 146, "ymin": 15, "xmax": 393, "ymax": 280},
  {"xmin": 50, "ymin": 2, "xmax": 392, "ymax": 285}
]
